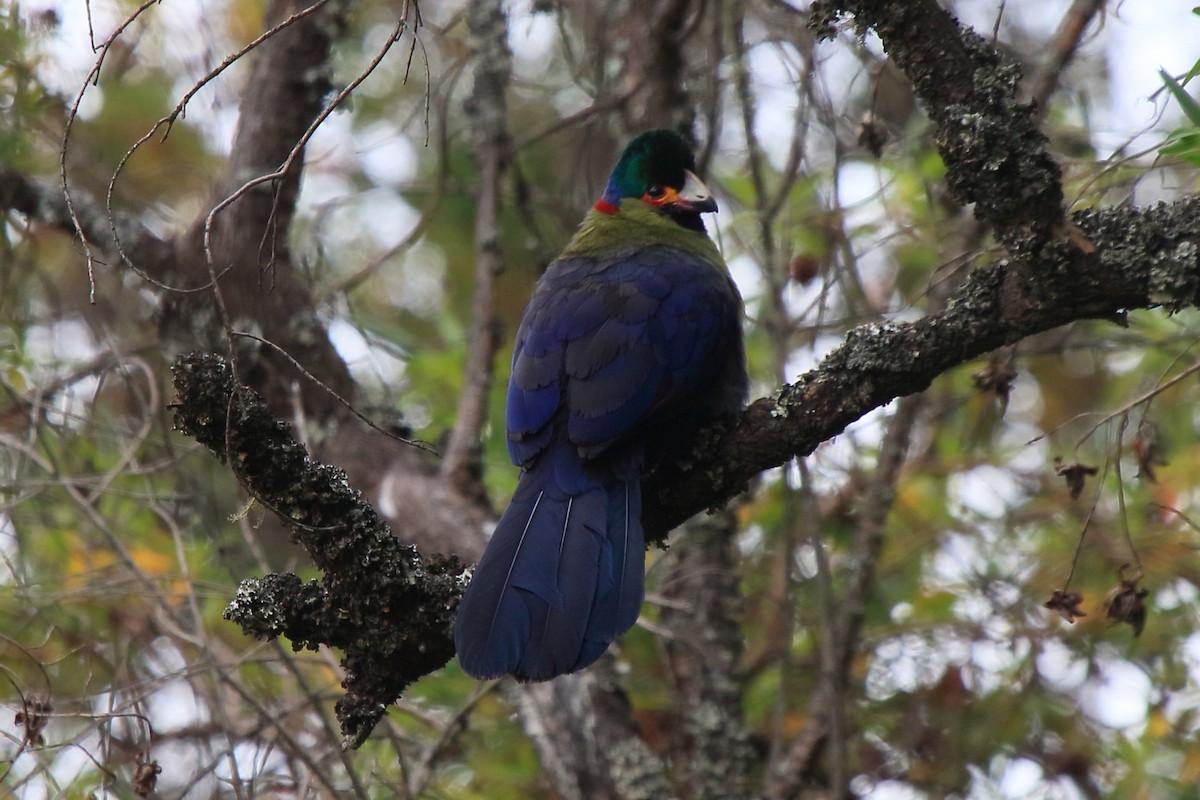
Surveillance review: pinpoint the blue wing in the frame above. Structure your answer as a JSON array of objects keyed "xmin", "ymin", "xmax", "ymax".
[{"xmin": 507, "ymin": 246, "xmax": 746, "ymax": 468}]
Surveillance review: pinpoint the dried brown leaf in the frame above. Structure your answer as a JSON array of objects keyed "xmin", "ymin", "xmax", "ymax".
[
  {"xmin": 1053, "ymin": 457, "xmax": 1099, "ymax": 500},
  {"xmin": 1045, "ymin": 589, "xmax": 1087, "ymax": 624},
  {"xmin": 973, "ymin": 360, "xmax": 1019, "ymax": 416},
  {"xmin": 1102, "ymin": 564, "xmax": 1149, "ymax": 636},
  {"xmin": 133, "ymin": 751, "xmax": 163, "ymax": 797},
  {"xmin": 14, "ymin": 696, "xmax": 51, "ymax": 748},
  {"xmin": 857, "ymin": 114, "xmax": 888, "ymax": 158},
  {"xmin": 1133, "ymin": 421, "xmax": 1168, "ymax": 483}
]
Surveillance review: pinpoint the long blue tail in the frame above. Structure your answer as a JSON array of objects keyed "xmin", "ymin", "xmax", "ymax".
[{"xmin": 454, "ymin": 452, "xmax": 644, "ymax": 682}]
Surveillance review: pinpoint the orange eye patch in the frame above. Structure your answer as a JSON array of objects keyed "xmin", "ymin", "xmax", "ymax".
[{"xmin": 641, "ymin": 185, "xmax": 679, "ymax": 206}]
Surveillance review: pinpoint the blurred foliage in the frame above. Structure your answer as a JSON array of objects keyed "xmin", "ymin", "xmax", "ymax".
[
  {"xmin": 3, "ymin": 1, "xmax": 1200, "ymax": 798},
  {"xmin": 1159, "ymin": 8, "xmax": 1200, "ymax": 170}
]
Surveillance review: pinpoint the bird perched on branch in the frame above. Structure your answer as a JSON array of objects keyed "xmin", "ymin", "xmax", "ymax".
[{"xmin": 454, "ymin": 129, "xmax": 747, "ymax": 682}]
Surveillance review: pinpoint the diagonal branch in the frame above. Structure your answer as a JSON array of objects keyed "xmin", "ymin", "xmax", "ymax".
[
  {"xmin": 642, "ymin": 195, "xmax": 1200, "ymax": 540},
  {"xmin": 810, "ymin": 0, "xmax": 1065, "ymax": 244},
  {"xmin": 171, "ymin": 353, "xmax": 461, "ymax": 748},
  {"xmin": 641, "ymin": 0, "xmax": 1199, "ymax": 540},
  {"xmin": 1029, "ymin": 0, "xmax": 1107, "ymax": 115}
]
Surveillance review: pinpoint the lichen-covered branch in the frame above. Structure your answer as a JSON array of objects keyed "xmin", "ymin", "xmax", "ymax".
[
  {"xmin": 640, "ymin": 0, "xmax": 1200, "ymax": 542},
  {"xmin": 171, "ymin": 352, "xmax": 462, "ymax": 747},
  {"xmin": 643, "ymin": 195, "xmax": 1200, "ymax": 540},
  {"xmin": 810, "ymin": 0, "xmax": 1064, "ymax": 245}
]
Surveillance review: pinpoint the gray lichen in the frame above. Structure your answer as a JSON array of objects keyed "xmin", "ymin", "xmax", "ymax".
[{"xmin": 172, "ymin": 352, "xmax": 461, "ymax": 747}]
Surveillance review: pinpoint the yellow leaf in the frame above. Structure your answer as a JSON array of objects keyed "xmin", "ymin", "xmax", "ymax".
[
  {"xmin": 129, "ymin": 546, "xmax": 172, "ymax": 576},
  {"xmin": 68, "ymin": 547, "xmax": 113, "ymax": 574},
  {"xmin": 1145, "ymin": 709, "xmax": 1171, "ymax": 740}
]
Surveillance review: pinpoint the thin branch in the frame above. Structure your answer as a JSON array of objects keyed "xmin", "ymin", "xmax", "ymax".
[
  {"xmin": 439, "ymin": 0, "xmax": 512, "ymax": 492},
  {"xmin": 1062, "ymin": 453, "xmax": 1112, "ymax": 591},
  {"xmin": 101, "ymin": 0, "xmax": 335, "ymax": 295},
  {"xmin": 1113, "ymin": 413, "xmax": 1143, "ymax": 571},
  {"xmin": 200, "ymin": 18, "xmax": 415, "ymax": 282},
  {"xmin": 800, "ymin": 461, "xmax": 846, "ymax": 800},
  {"xmin": 761, "ymin": 395, "xmax": 922, "ymax": 799},
  {"xmin": 405, "ymin": 682, "xmax": 494, "ymax": 798},
  {"xmin": 60, "ymin": 0, "xmax": 162, "ymax": 303},
  {"xmin": 1074, "ymin": 358, "xmax": 1200, "ymax": 452},
  {"xmin": 1030, "ymin": 0, "xmax": 1106, "ymax": 117},
  {"xmin": 231, "ymin": 330, "xmax": 437, "ymax": 454}
]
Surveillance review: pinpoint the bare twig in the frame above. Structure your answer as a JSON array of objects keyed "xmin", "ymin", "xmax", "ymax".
[
  {"xmin": 231, "ymin": 330, "xmax": 436, "ymax": 454},
  {"xmin": 60, "ymin": 0, "xmax": 162, "ymax": 303},
  {"xmin": 1113, "ymin": 413, "xmax": 1143, "ymax": 571},
  {"xmin": 101, "ymin": 0, "xmax": 335, "ymax": 295},
  {"xmin": 1074, "ymin": 358, "xmax": 1200, "ymax": 451},
  {"xmin": 200, "ymin": 17, "xmax": 417, "ymax": 289}
]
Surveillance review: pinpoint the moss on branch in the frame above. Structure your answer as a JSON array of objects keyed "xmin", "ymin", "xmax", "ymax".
[{"xmin": 171, "ymin": 353, "xmax": 463, "ymax": 747}]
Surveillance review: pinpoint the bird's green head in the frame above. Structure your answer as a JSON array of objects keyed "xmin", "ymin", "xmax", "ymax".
[{"xmin": 595, "ymin": 130, "xmax": 717, "ymax": 231}]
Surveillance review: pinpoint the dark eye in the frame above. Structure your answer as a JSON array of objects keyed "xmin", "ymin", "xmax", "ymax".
[{"xmin": 645, "ymin": 184, "xmax": 666, "ymax": 199}]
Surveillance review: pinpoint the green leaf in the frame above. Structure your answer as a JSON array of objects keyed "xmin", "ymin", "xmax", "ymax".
[
  {"xmin": 1185, "ymin": 58, "xmax": 1200, "ymax": 86},
  {"xmin": 1161, "ymin": 129, "xmax": 1200, "ymax": 166},
  {"xmin": 1160, "ymin": 68, "xmax": 1200, "ymax": 127},
  {"xmin": 1161, "ymin": 131, "xmax": 1200, "ymax": 153}
]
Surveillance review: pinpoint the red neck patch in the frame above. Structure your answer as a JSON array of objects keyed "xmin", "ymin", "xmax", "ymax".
[{"xmin": 592, "ymin": 198, "xmax": 618, "ymax": 215}]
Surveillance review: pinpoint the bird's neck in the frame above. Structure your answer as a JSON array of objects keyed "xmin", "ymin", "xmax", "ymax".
[{"xmin": 562, "ymin": 201, "xmax": 723, "ymax": 265}]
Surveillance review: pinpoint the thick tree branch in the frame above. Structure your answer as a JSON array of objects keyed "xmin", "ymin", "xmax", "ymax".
[
  {"xmin": 643, "ymin": 196, "xmax": 1200, "ymax": 539},
  {"xmin": 509, "ymin": 667, "xmax": 678, "ymax": 800},
  {"xmin": 171, "ymin": 353, "xmax": 462, "ymax": 748},
  {"xmin": 661, "ymin": 512, "xmax": 754, "ymax": 800},
  {"xmin": 616, "ymin": 0, "xmax": 697, "ymax": 133},
  {"xmin": 156, "ymin": 0, "xmax": 354, "ymax": 422},
  {"xmin": 811, "ymin": 0, "xmax": 1064, "ymax": 245}
]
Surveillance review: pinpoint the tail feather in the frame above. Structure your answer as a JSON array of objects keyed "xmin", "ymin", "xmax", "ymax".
[
  {"xmin": 583, "ymin": 480, "xmax": 644, "ymax": 644},
  {"xmin": 571, "ymin": 480, "xmax": 644, "ymax": 672},
  {"xmin": 453, "ymin": 486, "xmax": 543, "ymax": 678},
  {"xmin": 454, "ymin": 455, "xmax": 645, "ymax": 681}
]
